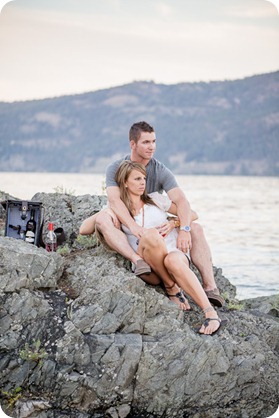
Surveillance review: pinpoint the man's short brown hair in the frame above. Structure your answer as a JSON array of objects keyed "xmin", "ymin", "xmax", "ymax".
[{"xmin": 129, "ymin": 121, "xmax": 154, "ymax": 143}]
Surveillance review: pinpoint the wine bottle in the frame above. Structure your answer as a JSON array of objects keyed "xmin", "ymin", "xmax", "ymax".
[
  {"xmin": 25, "ymin": 209, "xmax": 36, "ymax": 244},
  {"xmin": 45, "ymin": 222, "xmax": 57, "ymax": 252}
]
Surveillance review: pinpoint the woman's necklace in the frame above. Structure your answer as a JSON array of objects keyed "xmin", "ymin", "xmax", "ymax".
[{"xmin": 140, "ymin": 204, "xmax": 145, "ymax": 227}]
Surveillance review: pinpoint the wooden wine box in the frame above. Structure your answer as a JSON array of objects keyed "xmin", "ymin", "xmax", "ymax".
[{"xmin": 4, "ymin": 200, "xmax": 44, "ymax": 247}]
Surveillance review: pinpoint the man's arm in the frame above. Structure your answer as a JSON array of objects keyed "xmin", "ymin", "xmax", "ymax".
[
  {"xmin": 166, "ymin": 201, "xmax": 198, "ymax": 222},
  {"xmin": 107, "ymin": 186, "xmax": 144, "ymax": 238},
  {"xmin": 167, "ymin": 187, "xmax": 192, "ymax": 252}
]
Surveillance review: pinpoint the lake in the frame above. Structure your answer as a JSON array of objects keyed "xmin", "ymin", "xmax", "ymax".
[{"xmin": 1, "ymin": 172, "xmax": 278, "ymax": 301}]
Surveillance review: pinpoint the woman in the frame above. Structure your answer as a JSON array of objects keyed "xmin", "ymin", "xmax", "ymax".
[
  {"xmin": 79, "ymin": 195, "xmax": 192, "ymax": 310},
  {"xmin": 115, "ymin": 160, "xmax": 224, "ymax": 335},
  {"xmin": 80, "ymin": 213, "xmax": 190, "ymax": 310}
]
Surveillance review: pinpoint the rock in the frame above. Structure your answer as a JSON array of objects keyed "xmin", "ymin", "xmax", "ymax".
[
  {"xmin": 31, "ymin": 192, "xmax": 107, "ymax": 246},
  {"xmin": 0, "ymin": 193, "xmax": 278, "ymax": 418},
  {"xmin": 0, "ymin": 237, "xmax": 63, "ymax": 293},
  {"xmin": 242, "ymin": 294, "xmax": 279, "ymax": 318},
  {"xmin": 15, "ymin": 400, "xmax": 51, "ymax": 418}
]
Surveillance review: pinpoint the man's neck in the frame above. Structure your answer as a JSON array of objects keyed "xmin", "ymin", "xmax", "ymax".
[{"xmin": 129, "ymin": 152, "xmax": 151, "ymax": 166}]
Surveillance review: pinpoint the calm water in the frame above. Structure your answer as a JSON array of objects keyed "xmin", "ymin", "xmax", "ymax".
[{"xmin": 1, "ymin": 172, "xmax": 278, "ymax": 301}]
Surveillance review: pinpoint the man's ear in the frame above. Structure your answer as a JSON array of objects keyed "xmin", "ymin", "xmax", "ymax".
[{"xmin": 130, "ymin": 140, "xmax": 136, "ymax": 149}]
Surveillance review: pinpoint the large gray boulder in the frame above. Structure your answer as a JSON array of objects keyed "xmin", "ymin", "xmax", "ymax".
[
  {"xmin": 31, "ymin": 192, "xmax": 108, "ymax": 246},
  {"xmin": 0, "ymin": 237, "xmax": 63, "ymax": 293},
  {"xmin": 0, "ymin": 193, "xmax": 278, "ymax": 418}
]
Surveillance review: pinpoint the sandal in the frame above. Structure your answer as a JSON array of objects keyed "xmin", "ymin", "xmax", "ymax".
[
  {"xmin": 165, "ymin": 284, "xmax": 191, "ymax": 311},
  {"xmin": 198, "ymin": 317, "xmax": 227, "ymax": 336},
  {"xmin": 181, "ymin": 289, "xmax": 192, "ymax": 310},
  {"xmin": 205, "ymin": 288, "xmax": 225, "ymax": 307}
]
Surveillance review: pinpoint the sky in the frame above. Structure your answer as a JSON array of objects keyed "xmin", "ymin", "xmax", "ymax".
[{"xmin": 0, "ymin": 0, "xmax": 278, "ymax": 102}]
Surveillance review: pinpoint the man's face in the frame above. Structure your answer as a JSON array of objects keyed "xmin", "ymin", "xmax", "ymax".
[{"xmin": 131, "ymin": 131, "xmax": 156, "ymax": 161}]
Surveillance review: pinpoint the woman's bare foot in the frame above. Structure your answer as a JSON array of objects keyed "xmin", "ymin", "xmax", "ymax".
[
  {"xmin": 199, "ymin": 306, "xmax": 221, "ymax": 335},
  {"xmin": 165, "ymin": 284, "xmax": 191, "ymax": 311}
]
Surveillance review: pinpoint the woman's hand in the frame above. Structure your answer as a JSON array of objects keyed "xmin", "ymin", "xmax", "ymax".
[{"xmin": 156, "ymin": 220, "xmax": 175, "ymax": 237}]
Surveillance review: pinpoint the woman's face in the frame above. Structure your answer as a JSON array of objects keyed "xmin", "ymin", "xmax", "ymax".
[{"xmin": 125, "ymin": 169, "xmax": 146, "ymax": 196}]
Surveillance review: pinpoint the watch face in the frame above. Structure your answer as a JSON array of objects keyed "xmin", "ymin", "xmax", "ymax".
[{"xmin": 181, "ymin": 226, "xmax": 191, "ymax": 232}]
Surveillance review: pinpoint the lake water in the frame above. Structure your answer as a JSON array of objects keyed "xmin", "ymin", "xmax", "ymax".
[{"xmin": 1, "ymin": 172, "xmax": 278, "ymax": 301}]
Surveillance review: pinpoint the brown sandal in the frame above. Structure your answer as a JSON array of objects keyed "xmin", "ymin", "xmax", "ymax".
[
  {"xmin": 198, "ymin": 317, "xmax": 227, "ymax": 336},
  {"xmin": 205, "ymin": 288, "xmax": 225, "ymax": 307}
]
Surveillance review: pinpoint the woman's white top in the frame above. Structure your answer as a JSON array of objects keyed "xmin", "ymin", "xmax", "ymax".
[{"xmin": 122, "ymin": 192, "xmax": 183, "ymax": 254}]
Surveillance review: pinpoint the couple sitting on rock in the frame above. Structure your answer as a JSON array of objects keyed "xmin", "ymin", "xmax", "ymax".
[{"xmin": 80, "ymin": 121, "xmax": 225, "ymax": 335}]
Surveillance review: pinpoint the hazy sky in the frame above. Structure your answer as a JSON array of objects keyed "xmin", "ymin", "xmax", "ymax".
[{"xmin": 0, "ymin": 0, "xmax": 278, "ymax": 102}]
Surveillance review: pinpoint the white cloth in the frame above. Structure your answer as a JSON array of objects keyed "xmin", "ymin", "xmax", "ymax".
[{"xmin": 122, "ymin": 192, "xmax": 189, "ymax": 258}]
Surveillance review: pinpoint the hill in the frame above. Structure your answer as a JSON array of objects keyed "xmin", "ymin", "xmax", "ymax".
[{"xmin": 0, "ymin": 71, "xmax": 278, "ymax": 175}]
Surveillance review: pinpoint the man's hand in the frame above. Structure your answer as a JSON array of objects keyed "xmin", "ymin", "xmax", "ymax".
[
  {"xmin": 177, "ymin": 230, "xmax": 192, "ymax": 253},
  {"xmin": 129, "ymin": 223, "xmax": 146, "ymax": 239}
]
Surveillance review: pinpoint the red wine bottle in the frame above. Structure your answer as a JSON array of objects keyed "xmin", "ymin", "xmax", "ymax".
[
  {"xmin": 45, "ymin": 222, "xmax": 57, "ymax": 252},
  {"xmin": 25, "ymin": 209, "xmax": 36, "ymax": 244}
]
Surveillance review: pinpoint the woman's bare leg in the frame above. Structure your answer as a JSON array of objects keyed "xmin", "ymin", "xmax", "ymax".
[
  {"xmin": 138, "ymin": 229, "xmax": 191, "ymax": 310},
  {"xmin": 80, "ymin": 210, "xmax": 151, "ymax": 275},
  {"xmin": 139, "ymin": 271, "xmax": 161, "ymax": 285},
  {"xmin": 164, "ymin": 251, "xmax": 221, "ymax": 335},
  {"xmin": 94, "ymin": 210, "xmax": 144, "ymax": 265}
]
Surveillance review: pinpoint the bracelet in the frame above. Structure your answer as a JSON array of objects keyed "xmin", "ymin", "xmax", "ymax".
[
  {"xmin": 203, "ymin": 306, "xmax": 215, "ymax": 314},
  {"xmin": 168, "ymin": 217, "xmax": 180, "ymax": 228}
]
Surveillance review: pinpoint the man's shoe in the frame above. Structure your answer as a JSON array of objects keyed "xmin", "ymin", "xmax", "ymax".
[
  {"xmin": 205, "ymin": 288, "xmax": 225, "ymax": 307},
  {"xmin": 134, "ymin": 259, "xmax": 151, "ymax": 276}
]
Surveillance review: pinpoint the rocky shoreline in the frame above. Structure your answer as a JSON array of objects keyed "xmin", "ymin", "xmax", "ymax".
[{"xmin": 0, "ymin": 191, "xmax": 278, "ymax": 418}]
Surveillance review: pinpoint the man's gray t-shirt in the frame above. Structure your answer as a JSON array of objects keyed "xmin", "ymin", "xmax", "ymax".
[{"xmin": 106, "ymin": 155, "xmax": 178, "ymax": 194}]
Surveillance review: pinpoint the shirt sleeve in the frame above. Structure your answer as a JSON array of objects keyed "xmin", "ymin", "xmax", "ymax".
[
  {"xmin": 149, "ymin": 192, "xmax": 172, "ymax": 212},
  {"xmin": 105, "ymin": 162, "xmax": 119, "ymax": 188},
  {"xmin": 157, "ymin": 162, "xmax": 179, "ymax": 193},
  {"xmin": 105, "ymin": 156, "xmax": 130, "ymax": 188}
]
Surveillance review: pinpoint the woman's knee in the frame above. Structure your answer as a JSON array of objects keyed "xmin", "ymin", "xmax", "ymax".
[
  {"xmin": 164, "ymin": 252, "xmax": 188, "ymax": 272},
  {"xmin": 95, "ymin": 211, "xmax": 114, "ymax": 232},
  {"xmin": 164, "ymin": 252, "xmax": 178, "ymax": 270},
  {"xmin": 141, "ymin": 228, "xmax": 162, "ymax": 248}
]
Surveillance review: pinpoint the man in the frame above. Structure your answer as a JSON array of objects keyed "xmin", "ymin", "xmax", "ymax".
[{"xmin": 80, "ymin": 121, "xmax": 224, "ymax": 307}]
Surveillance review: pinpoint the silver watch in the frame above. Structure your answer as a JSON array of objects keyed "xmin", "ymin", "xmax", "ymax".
[{"xmin": 179, "ymin": 225, "xmax": 191, "ymax": 232}]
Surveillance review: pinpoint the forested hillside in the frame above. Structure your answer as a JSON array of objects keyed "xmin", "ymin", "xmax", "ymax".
[{"xmin": 0, "ymin": 71, "xmax": 278, "ymax": 175}]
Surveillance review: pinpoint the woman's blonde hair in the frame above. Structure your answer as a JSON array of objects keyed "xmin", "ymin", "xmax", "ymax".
[
  {"xmin": 95, "ymin": 160, "xmax": 157, "ymax": 251},
  {"xmin": 115, "ymin": 160, "xmax": 157, "ymax": 216}
]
